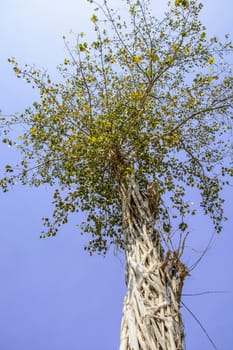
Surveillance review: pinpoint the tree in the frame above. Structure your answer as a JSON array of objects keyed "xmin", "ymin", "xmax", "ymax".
[{"xmin": 1, "ymin": 0, "xmax": 233, "ymax": 348}]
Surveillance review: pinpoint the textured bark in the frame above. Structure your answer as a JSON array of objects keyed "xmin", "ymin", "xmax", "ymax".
[{"xmin": 119, "ymin": 175, "xmax": 188, "ymax": 350}]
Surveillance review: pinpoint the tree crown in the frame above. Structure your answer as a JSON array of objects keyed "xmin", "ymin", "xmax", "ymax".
[{"xmin": 1, "ymin": 0, "xmax": 233, "ymax": 254}]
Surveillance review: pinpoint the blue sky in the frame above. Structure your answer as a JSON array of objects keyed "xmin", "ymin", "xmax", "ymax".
[{"xmin": 0, "ymin": 1, "xmax": 233, "ymax": 349}]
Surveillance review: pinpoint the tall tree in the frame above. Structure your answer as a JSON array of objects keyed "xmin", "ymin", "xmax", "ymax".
[{"xmin": 1, "ymin": 0, "xmax": 233, "ymax": 348}]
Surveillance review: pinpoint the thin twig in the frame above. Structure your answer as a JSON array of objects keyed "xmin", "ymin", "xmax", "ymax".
[
  {"xmin": 189, "ymin": 232, "xmax": 215, "ymax": 271},
  {"xmin": 183, "ymin": 290, "xmax": 231, "ymax": 297},
  {"xmin": 181, "ymin": 301, "xmax": 219, "ymax": 350}
]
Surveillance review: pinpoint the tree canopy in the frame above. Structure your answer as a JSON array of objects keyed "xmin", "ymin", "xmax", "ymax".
[{"xmin": 1, "ymin": 0, "xmax": 233, "ymax": 255}]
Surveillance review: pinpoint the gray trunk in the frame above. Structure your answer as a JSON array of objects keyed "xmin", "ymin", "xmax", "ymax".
[{"xmin": 119, "ymin": 175, "xmax": 187, "ymax": 350}]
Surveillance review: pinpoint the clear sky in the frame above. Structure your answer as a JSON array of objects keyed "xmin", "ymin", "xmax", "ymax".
[{"xmin": 0, "ymin": 1, "xmax": 233, "ymax": 349}]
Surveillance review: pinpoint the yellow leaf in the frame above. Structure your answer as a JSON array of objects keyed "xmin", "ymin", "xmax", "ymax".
[
  {"xmin": 133, "ymin": 56, "xmax": 142, "ymax": 63},
  {"xmin": 83, "ymin": 104, "xmax": 91, "ymax": 112},
  {"xmin": 175, "ymin": 0, "xmax": 189, "ymax": 8},
  {"xmin": 208, "ymin": 57, "xmax": 215, "ymax": 65},
  {"xmin": 13, "ymin": 67, "xmax": 21, "ymax": 73},
  {"xmin": 132, "ymin": 91, "xmax": 142, "ymax": 98},
  {"xmin": 90, "ymin": 14, "xmax": 98, "ymax": 22},
  {"xmin": 79, "ymin": 43, "xmax": 87, "ymax": 52},
  {"xmin": 201, "ymin": 32, "xmax": 206, "ymax": 39}
]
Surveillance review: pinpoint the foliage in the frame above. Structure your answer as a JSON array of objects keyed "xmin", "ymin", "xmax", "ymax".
[{"xmin": 1, "ymin": 0, "xmax": 233, "ymax": 255}]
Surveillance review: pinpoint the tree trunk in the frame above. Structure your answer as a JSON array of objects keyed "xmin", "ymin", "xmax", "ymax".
[{"xmin": 119, "ymin": 175, "xmax": 187, "ymax": 350}]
